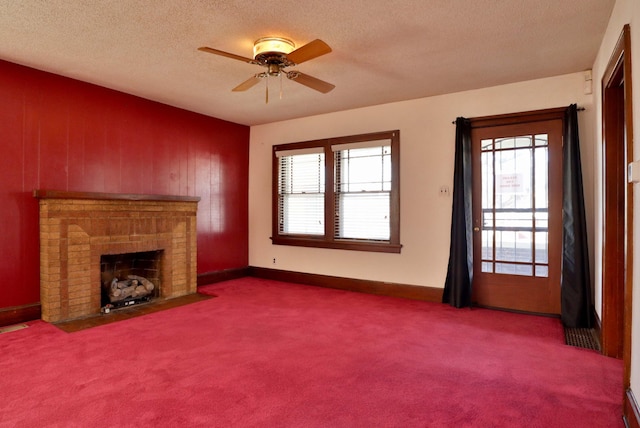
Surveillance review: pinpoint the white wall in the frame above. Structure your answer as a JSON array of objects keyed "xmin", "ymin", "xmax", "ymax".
[
  {"xmin": 591, "ymin": 0, "xmax": 640, "ymax": 397},
  {"xmin": 249, "ymin": 72, "xmax": 594, "ymax": 289}
]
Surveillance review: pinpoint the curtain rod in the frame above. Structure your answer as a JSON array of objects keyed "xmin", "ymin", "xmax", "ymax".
[{"xmin": 451, "ymin": 106, "xmax": 586, "ymax": 124}]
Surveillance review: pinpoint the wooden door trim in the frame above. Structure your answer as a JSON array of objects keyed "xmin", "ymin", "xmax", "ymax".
[
  {"xmin": 602, "ymin": 70, "xmax": 625, "ymax": 360},
  {"xmin": 601, "ymin": 24, "xmax": 633, "ymax": 390},
  {"xmin": 470, "ymin": 107, "xmax": 566, "ymax": 129}
]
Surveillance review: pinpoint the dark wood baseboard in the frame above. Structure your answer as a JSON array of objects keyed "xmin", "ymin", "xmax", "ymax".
[
  {"xmin": 249, "ymin": 266, "xmax": 443, "ymax": 303},
  {"xmin": 0, "ymin": 269, "xmax": 246, "ymax": 327},
  {"xmin": 0, "ymin": 303, "xmax": 41, "ymax": 327},
  {"xmin": 625, "ymin": 388, "xmax": 640, "ymax": 428},
  {"xmin": 197, "ymin": 267, "xmax": 251, "ymax": 286},
  {"xmin": 1, "ymin": 267, "xmax": 440, "ymax": 327}
]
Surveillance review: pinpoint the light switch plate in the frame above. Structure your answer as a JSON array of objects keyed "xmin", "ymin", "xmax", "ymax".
[{"xmin": 629, "ymin": 160, "xmax": 640, "ymax": 183}]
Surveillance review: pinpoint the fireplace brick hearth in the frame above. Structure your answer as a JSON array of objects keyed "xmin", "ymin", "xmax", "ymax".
[{"xmin": 35, "ymin": 190, "xmax": 199, "ymax": 322}]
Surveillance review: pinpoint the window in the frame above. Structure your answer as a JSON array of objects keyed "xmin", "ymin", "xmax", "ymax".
[
  {"xmin": 272, "ymin": 130, "xmax": 401, "ymax": 253},
  {"xmin": 277, "ymin": 148, "xmax": 325, "ymax": 236},
  {"xmin": 334, "ymin": 143, "xmax": 391, "ymax": 241}
]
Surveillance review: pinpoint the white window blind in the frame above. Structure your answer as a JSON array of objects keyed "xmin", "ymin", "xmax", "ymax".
[
  {"xmin": 334, "ymin": 143, "xmax": 391, "ymax": 241},
  {"xmin": 278, "ymin": 151, "xmax": 325, "ymax": 235}
]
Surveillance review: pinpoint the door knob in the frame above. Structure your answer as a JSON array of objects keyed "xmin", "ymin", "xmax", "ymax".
[{"xmin": 473, "ymin": 227, "xmax": 480, "ymax": 232}]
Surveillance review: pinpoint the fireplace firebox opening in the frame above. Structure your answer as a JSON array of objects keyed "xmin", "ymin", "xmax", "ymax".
[{"xmin": 100, "ymin": 250, "xmax": 163, "ymax": 310}]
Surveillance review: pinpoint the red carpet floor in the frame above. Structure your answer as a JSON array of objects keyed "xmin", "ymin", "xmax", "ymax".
[{"xmin": 0, "ymin": 277, "xmax": 623, "ymax": 427}]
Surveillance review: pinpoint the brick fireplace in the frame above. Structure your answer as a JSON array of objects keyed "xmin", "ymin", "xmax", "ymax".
[{"xmin": 35, "ymin": 190, "xmax": 199, "ymax": 322}]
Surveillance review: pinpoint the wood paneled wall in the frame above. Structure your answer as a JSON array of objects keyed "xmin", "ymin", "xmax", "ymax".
[{"xmin": 0, "ymin": 59, "xmax": 249, "ymax": 310}]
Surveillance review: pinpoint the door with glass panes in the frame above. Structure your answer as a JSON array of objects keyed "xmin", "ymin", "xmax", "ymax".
[{"xmin": 472, "ymin": 119, "xmax": 562, "ymax": 314}]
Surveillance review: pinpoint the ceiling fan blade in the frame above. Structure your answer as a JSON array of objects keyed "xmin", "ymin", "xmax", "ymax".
[
  {"xmin": 198, "ymin": 46, "xmax": 255, "ymax": 64},
  {"xmin": 286, "ymin": 39, "xmax": 332, "ymax": 65},
  {"xmin": 287, "ymin": 71, "xmax": 335, "ymax": 93},
  {"xmin": 232, "ymin": 74, "xmax": 264, "ymax": 92}
]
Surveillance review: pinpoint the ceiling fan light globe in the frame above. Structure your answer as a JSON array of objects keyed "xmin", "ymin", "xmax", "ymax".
[{"xmin": 253, "ymin": 37, "xmax": 295, "ymax": 59}]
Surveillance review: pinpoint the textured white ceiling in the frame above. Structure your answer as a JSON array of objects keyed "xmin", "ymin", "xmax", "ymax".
[{"xmin": 0, "ymin": 1, "xmax": 615, "ymax": 126}]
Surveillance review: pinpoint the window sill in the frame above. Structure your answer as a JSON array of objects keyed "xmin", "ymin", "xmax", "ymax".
[{"xmin": 271, "ymin": 236, "xmax": 402, "ymax": 253}]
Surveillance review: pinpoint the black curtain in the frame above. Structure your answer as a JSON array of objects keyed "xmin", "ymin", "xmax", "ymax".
[
  {"xmin": 442, "ymin": 117, "xmax": 473, "ymax": 308},
  {"xmin": 561, "ymin": 104, "xmax": 593, "ymax": 328}
]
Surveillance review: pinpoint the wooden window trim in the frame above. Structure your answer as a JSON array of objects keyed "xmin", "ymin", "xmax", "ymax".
[{"xmin": 271, "ymin": 130, "xmax": 401, "ymax": 253}]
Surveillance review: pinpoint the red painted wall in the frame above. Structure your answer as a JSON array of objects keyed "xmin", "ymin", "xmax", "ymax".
[{"xmin": 0, "ymin": 59, "xmax": 249, "ymax": 309}]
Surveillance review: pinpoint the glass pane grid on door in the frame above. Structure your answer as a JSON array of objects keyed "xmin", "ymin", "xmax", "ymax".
[{"xmin": 480, "ymin": 134, "xmax": 549, "ymax": 277}]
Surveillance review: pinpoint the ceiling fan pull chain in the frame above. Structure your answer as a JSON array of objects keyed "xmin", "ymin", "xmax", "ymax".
[
  {"xmin": 279, "ymin": 73, "xmax": 283, "ymax": 100},
  {"xmin": 265, "ymin": 75, "xmax": 269, "ymax": 104}
]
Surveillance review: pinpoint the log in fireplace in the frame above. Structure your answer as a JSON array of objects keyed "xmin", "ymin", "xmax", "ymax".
[
  {"xmin": 35, "ymin": 190, "xmax": 199, "ymax": 322},
  {"xmin": 100, "ymin": 250, "xmax": 163, "ymax": 309}
]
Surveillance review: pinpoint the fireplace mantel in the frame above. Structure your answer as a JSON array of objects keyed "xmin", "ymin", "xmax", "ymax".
[
  {"xmin": 34, "ymin": 189, "xmax": 200, "ymax": 203},
  {"xmin": 35, "ymin": 190, "xmax": 199, "ymax": 322}
]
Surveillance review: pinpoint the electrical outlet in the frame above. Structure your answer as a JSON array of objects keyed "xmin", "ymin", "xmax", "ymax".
[
  {"xmin": 273, "ymin": 258, "xmax": 276, "ymax": 264},
  {"xmin": 439, "ymin": 185, "xmax": 450, "ymax": 196}
]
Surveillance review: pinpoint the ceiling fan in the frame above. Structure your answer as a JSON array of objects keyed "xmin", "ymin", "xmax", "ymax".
[{"xmin": 198, "ymin": 37, "xmax": 335, "ymax": 100}]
